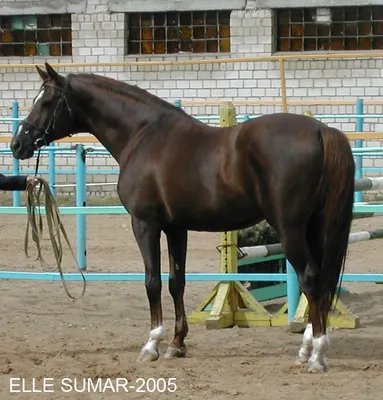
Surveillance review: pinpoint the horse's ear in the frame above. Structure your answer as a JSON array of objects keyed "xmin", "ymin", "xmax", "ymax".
[
  {"xmin": 36, "ymin": 65, "xmax": 48, "ymax": 81},
  {"xmin": 45, "ymin": 62, "xmax": 65, "ymax": 87}
]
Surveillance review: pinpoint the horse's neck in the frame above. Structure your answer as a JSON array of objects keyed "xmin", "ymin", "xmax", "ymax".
[{"xmin": 70, "ymin": 77, "xmax": 150, "ymax": 164}]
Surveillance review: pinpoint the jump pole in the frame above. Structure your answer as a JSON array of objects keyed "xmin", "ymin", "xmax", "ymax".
[{"xmin": 239, "ymin": 228, "xmax": 383, "ymax": 332}]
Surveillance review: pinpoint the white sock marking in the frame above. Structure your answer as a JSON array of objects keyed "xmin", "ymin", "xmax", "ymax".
[
  {"xmin": 141, "ymin": 325, "xmax": 165, "ymax": 355},
  {"xmin": 298, "ymin": 323, "xmax": 313, "ymax": 362},
  {"xmin": 309, "ymin": 334, "xmax": 329, "ymax": 367}
]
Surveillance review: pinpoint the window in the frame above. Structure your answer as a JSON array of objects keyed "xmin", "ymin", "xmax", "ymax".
[
  {"xmin": 0, "ymin": 14, "xmax": 72, "ymax": 57},
  {"xmin": 126, "ymin": 10, "xmax": 231, "ymax": 55},
  {"xmin": 275, "ymin": 6, "xmax": 383, "ymax": 52}
]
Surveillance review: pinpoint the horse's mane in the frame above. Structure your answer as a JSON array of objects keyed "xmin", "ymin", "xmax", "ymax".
[{"xmin": 69, "ymin": 72, "xmax": 190, "ymax": 118}]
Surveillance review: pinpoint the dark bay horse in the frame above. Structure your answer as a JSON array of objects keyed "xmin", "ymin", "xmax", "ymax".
[{"xmin": 11, "ymin": 63, "xmax": 355, "ymax": 373}]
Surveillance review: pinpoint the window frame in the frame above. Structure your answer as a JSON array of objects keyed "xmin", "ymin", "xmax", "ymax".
[
  {"xmin": 125, "ymin": 10, "xmax": 231, "ymax": 57},
  {"xmin": 272, "ymin": 6, "xmax": 383, "ymax": 54},
  {"xmin": 0, "ymin": 13, "xmax": 72, "ymax": 58}
]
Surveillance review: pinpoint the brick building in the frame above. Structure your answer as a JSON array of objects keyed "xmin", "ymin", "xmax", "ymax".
[{"xmin": 0, "ymin": 0, "xmax": 382, "ymax": 194}]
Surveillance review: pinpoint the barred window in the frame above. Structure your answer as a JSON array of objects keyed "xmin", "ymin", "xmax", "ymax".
[
  {"xmin": 126, "ymin": 10, "xmax": 231, "ymax": 55},
  {"xmin": 0, "ymin": 14, "xmax": 72, "ymax": 57},
  {"xmin": 275, "ymin": 6, "xmax": 383, "ymax": 52}
]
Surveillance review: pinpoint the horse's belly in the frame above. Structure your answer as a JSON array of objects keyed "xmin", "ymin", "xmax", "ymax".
[
  {"xmin": 168, "ymin": 204, "xmax": 264, "ymax": 232},
  {"xmin": 182, "ymin": 218, "xmax": 265, "ymax": 232}
]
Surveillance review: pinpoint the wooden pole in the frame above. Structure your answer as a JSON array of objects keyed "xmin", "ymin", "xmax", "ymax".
[
  {"xmin": 0, "ymin": 51, "xmax": 383, "ymax": 70},
  {"xmin": 279, "ymin": 59, "xmax": 288, "ymax": 113}
]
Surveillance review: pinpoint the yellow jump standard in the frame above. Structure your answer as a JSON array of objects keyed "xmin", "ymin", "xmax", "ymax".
[{"xmin": 188, "ymin": 230, "xmax": 286, "ymax": 329}]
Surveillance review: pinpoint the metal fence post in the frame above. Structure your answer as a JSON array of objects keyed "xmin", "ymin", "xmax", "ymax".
[
  {"xmin": 355, "ymin": 98, "xmax": 364, "ymax": 203},
  {"xmin": 287, "ymin": 261, "xmax": 300, "ymax": 324},
  {"xmin": 12, "ymin": 101, "xmax": 20, "ymax": 207},
  {"xmin": 76, "ymin": 144, "xmax": 87, "ymax": 270}
]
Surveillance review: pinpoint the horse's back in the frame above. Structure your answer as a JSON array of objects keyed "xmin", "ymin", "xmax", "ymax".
[
  {"xmin": 241, "ymin": 113, "xmax": 325, "ymax": 148},
  {"xmin": 119, "ymin": 112, "xmax": 350, "ymax": 231}
]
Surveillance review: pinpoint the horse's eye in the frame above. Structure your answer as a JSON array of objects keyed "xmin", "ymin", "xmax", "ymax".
[{"xmin": 41, "ymin": 99, "xmax": 52, "ymax": 107}]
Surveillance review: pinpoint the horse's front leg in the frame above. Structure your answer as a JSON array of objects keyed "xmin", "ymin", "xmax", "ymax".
[
  {"xmin": 131, "ymin": 216, "xmax": 164, "ymax": 362},
  {"xmin": 164, "ymin": 228, "xmax": 189, "ymax": 359}
]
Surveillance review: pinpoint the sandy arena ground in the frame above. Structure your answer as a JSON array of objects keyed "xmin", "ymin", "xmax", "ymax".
[{"xmin": 0, "ymin": 212, "xmax": 383, "ymax": 400}]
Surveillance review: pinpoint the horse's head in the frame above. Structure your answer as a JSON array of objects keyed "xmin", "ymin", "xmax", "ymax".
[{"xmin": 11, "ymin": 62, "xmax": 74, "ymax": 160}]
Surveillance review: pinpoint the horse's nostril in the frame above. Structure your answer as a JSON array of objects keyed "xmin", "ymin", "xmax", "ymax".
[{"xmin": 11, "ymin": 139, "xmax": 21, "ymax": 152}]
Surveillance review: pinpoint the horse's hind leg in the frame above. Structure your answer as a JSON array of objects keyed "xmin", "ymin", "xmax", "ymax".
[
  {"xmin": 305, "ymin": 295, "xmax": 329, "ymax": 373},
  {"xmin": 164, "ymin": 228, "xmax": 189, "ymax": 358},
  {"xmin": 296, "ymin": 267, "xmax": 327, "ymax": 371},
  {"xmin": 287, "ymin": 221, "xmax": 329, "ymax": 373},
  {"xmin": 279, "ymin": 225, "xmax": 325, "ymax": 370},
  {"xmin": 297, "ymin": 316, "xmax": 313, "ymax": 364},
  {"xmin": 131, "ymin": 216, "xmax": 164, "ymax": 362},
  {"xmin": 302, "ymin": 219, "xmax": 330, "ymax": 373},
  {"xmin": 296, "ymin": 265, "xmax": 330, "ymax": 373}
]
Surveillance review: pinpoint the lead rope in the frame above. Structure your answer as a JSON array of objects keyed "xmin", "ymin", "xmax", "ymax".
[
  {"xmin": 34, "ymin": 149, "xmax": 41, "ymax": 177},
  {"xmin": 25, "ymin": 151, "xmax": 86, "ymax": 300}
]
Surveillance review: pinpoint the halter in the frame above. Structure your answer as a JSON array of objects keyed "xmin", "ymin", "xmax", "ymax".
[
  {"xmin": 23, "ymin": 82, "xmax": 73, "ymax": 150},
  {"xmin": 22, "ymin": 81, "xmax": 73, "ymax": 176}
]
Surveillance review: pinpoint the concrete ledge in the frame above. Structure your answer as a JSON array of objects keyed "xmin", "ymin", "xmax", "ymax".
[
  {"xmin": 109, "ymin": 0, "xmax": 246, "ymax": 12},
  {"xmin": 0, "ymin": 0, "xmax": 86, "ymax": 15},
  {"xmin": 257, "ymin": 0, "xmax": 383, "ymax": 8}
]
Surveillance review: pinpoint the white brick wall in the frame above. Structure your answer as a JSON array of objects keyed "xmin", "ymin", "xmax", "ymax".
[{"xmin": 0, "ymin": 3, "xmax": 383, "ymax": 195}]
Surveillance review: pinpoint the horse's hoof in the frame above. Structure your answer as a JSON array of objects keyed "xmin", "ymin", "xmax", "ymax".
[
  {"xmin": 137, "ymin": 348, "xmax": 159, "ymax": 362},
  {"xmin": 164, "ymin": 346, "xmax": 186, "ymax": 359},
  {"xmin": 295, "ymin": 356, "xmax": 309, "ymax": 366},
  {"xmin": 307, "ymin": 360, "xmax": 328, "ymax": 373},
  {"xmin": 296, "ymin": 350, "xmax": 311, "ymax": 365}
]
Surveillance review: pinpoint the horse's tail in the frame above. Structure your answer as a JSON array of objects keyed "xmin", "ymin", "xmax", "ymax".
[{"xmin": 315, "ymin": 126, "xmax": 355, "ymax": 326}]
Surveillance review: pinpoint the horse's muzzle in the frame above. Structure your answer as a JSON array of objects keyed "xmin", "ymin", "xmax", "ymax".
[{"xmin": 10, "ymin": 137, "xmax": 35, "ymax": 160}]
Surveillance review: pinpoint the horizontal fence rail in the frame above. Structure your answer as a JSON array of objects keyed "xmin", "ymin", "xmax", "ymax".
[
  {"xmin": 0, "ymin": 203, "xmax": 377, "ymax": 215},
  {"xmin": 0, "ymin": 272, "xmax": 383, "ymax": 282},
  {"xmin": 0, "ymin": 51, "xmax": 383, "ymax": 70}
]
